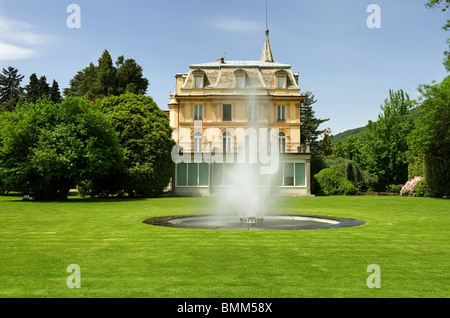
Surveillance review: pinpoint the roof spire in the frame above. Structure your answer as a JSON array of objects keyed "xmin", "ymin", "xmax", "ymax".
[
  {"xmin": 261, "ymin": 0, "xmax": 274, "ymax": 62},
  {"xmin": 261, "ymin": 28, "xmax": 274, "ymax": 62}
]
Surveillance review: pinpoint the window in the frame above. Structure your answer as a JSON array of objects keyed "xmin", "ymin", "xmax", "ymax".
[
  {"xmin": 236, "ymin": 75, "xmax": 245, "ymax": 88},
  {"xmin": 277, "ymin": 105, "xmax": 286, "ymax": 122},
  {"xmin": 195, "ymin": 75, "xmax": 203, "ymax": 88},
  {"xmin": 284, "ymin": 163, "xmax": 294, "ymax": 186},
  {"xmin": 272, "ymin": 162, "xmax": 306, "ymax": 187},
  {"xmin": 295, "ymin": 163, "xmax": 306, "ymax": 186},
  {"xmin": 223, "ymin": 104, "xmax": 232, "ymax": 121},
  {"xmin": 176, "ymin": 163, "xmax": 209, "ymax": 187},
  {"xmin": 194, "ymin": 132, "xmax": 203, "ymax": 153},
  {"xmin": 223, "ymin": 131, "xmax": 232, "ymax": 153},
  {"xmin": 176, "ymin": 163, "xmax": 187, "ymax": 186},
  {"xmin": 188, "ymin": 163, "xmax": 198, "ymax": 186},
  {"xmin": 278, "ymin": 132, "xmax": 286, "ymax": 153},
  {"xmin": 277, "ymin": 76, "xmax": 286, "ymax": 89},
  {"xmin": 194, "ymin": 104, "xmax": 203, "ymax": 121},
  {"xmin": 248, "ymin": 104, "xmax": 257, "ymax": 122}
]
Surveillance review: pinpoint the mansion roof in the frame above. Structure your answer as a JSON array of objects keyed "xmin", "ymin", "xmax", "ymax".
[
  {"xmin": 171, "ymin": 29, "xmax": 301, "ymax": 97},
  {"xmin": 178, "ymin": 59, "xmax": 299, "ymax": 91}
]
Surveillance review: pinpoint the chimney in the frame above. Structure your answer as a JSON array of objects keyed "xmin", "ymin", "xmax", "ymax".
[{"xmin": 220, "ymin": 56, "xmax": 225, "ymax": 64}]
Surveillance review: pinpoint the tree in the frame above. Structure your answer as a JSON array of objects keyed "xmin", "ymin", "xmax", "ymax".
[
  {"xmin": 332, "ymin": 135, "xmax": 363, "ymax": 161},
  {"xmin": 97, "ymin": 49, "xmax": 117, "ymax": 96},
  {"xmin": 38, "ymin": 76, "xmax": 50, "ymax": 98},
  {"xmin": 426, "ymin": 0, "xmax": 450, "ymax": 70},
  {"xmin": 25, "ymin": 73, "xmax": 41, "ymax": 103},
  {"xmin": 0, "ymin": 67, "xmax": 24, "ymax": 112},
  {"xmin": 0, "ymin": 97, "xmax": 123, "ymax": 200},
  {"xmin": 408, "ymin": 77, "xmax": 450, "ymax": 197},
  {"xmin": 64, "ymin": 50, "xmax": 149, "ymax": 98},
  {"xmin": 63, "ymin": 63, "xmax": 100, "ymax": 98},
  {"xmin": 300, "ymin": 91, "xmax": 329, "ymax": 153},
  {"xmin": 425, "ymin": 0, "xmax": 450, "ymax": 29},
  {"xmin": 49, "ymin": 80, "xmax": 62, "ymax": 103},
  {"xmin": 358, "ymin": 89, "xmax": 415, "ymax": 189},
  {"xmin": 92, "ymin": 93, "xmax": 175, "ymax": 197},
  {"xmin": 25, "ymin": 74, "xmax": 61, "ymax": 104},
  {"xmin": 319, "ymin": 128, "xmax": 333, "ymax": 157},
  {"xmin": 115, "ymin": 56, "xmax": 149, "ymax": 95}
]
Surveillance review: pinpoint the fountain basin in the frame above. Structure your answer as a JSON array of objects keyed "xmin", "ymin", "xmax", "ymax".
[{"xmin": 142, "ymin": 214, "xmax": 365, "ymax": 231}]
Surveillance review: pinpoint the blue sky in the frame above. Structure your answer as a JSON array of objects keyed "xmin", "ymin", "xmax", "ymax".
[{"xmin": 0, "ymin": 0, "xmax": 448, "ymax": 134}]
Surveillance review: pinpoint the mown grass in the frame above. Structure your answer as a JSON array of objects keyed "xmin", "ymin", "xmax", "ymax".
[{"xmin": 0, "ymin": 194, "xmax": 448, "ymax": 298}]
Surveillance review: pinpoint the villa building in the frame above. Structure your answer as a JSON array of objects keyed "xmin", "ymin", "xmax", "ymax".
[{"xmin": 168, "ymin": 29, "xmax": 312, "ymax": 196}]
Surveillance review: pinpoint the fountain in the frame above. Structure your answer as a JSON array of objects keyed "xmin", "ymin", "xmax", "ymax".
[{"xmin": 144, "ymin": 125, "xmax": 366, "ymax": 230}]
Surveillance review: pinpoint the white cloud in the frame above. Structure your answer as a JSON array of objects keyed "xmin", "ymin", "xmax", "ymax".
[
  {"xmin": 0, "ymin": 42, "xmax": 38, "ymax": 60},
  {"xmin": 211, "ymin": 18, "xmax": 263, "ymax": 32},
  {"xmin": 0, "ymin": 16, "xmax": 51, "ymax": 60}
]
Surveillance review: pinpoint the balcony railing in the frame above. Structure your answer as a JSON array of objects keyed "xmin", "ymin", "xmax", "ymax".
[{"xmin": 175, "ymin": 141, "xmax": 310, "ymax": 154}]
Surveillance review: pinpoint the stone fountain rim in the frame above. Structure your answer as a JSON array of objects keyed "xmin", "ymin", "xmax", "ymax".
[{"xmin": 142, "ymin": 213, "xmax": 366, "ymax": 230}]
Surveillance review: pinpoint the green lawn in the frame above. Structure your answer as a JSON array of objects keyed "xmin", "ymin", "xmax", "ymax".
[{"xmin": 0, "ymin": 194, "xmax": 448, "ymax": 298}]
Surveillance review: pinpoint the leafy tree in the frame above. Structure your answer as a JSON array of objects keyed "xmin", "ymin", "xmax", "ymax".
[
  {"xmin": 63, "ymin": 63, "xmax": 100, "ymax": 98},
  {"xmin": 426, "ymin": 0, "xmax": 450, "ymax": 29},
  {"xmin": 0, "ymin": 67, "xmax": 24, "ymax": 112},
  {"xmin": 64, "ymin": 50, "xmax": 149, "ymax": 98},
  {"xmin": 90, "ymin": 93, "xmax": 175, "ymax": 197},
  {"xmin": 115, "ymin": 56, "xmax": 149, "ymax": 95},
  {"xmin": 0, "ymin": 97, "xmax": 123, "ymax": 200},
  {"xmin": 358, "ymin": 89, "xmax": 415, "ymax": 190},
  {"xmin": 408, "ymin": 77, "xmax": 450, "ymax": 197},
  {"xmin": 425, "ymin": 0, "xmax": 450, "ymax": 70},
  {"xmin": 332, "ymin": 135, "xmax": 363, "ymax": 161},
  {"xmin": 300, "ymin": 91, "xmax": 329, "ymax": 153}
]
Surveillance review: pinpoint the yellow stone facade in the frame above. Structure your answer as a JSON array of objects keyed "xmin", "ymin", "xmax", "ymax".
[{"xmin": 168, "ymin": 32, "xmax": 312, "ymax": 196}]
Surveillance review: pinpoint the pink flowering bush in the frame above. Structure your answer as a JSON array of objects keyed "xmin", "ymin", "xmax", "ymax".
[{"xmin": 400, "ymin": 176, "xmax": 423, "ymax": 197}]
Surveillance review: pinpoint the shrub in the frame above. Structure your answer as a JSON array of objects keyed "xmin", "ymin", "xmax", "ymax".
[
  {"xmin": 400, "ymin": 176, "xmax": 425, "ymax": 197},
  {"xmin": 313, "ymin": 164, "xmax": 358, "ymax": 196},
  {"xmin": 323, "ymin": 157, "xmax": 378, "ymax": 192},
  {"xmin": 414, "ymin": 178, "xmax": 430, "ymax": 197},
  {"xmin": 0, "ymin": 178, "xmax": 5, "ymax": 195},
  {"xmin": 408, "ymin": 154, "xmax": 425, "ymax": 180},
  {"xmin": 386, "ymin": 184, "xmax": 403, "ymax": 194}
]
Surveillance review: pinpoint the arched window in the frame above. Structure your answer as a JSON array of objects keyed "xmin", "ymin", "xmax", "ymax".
[
  {"xmin": 194, "ymin": 132, "xmax": 203, "ymax": 153},
  {"xmin": 223, "ymin": 131, "xmax": 232, "ymax": 153},
  {"xmin": 278, "ymin": 132, "xmax": 286, "ymax": 153}
]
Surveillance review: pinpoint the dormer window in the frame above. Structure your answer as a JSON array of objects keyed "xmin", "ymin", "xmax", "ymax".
[
  {"xmin": 275, "ymin": 70, "xmax": 288, "ymax": 89},
  {"xmin": 234, "ymin": 69, "xmax": 246, "ymax": 88},
  {"xmin": 195, "ymin": 75, "xmax": 203, "ymax": 88},
  {"xmin": 277, "ymin": 75, "xmax": 287, "ymax": 89},
  {"xmin": 193, "ymin": 69, "xmax": 205, "ymax": 89},
  {"xmin": 236, "ymin": 75, "xmax": 245, "ymax": 88}
]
